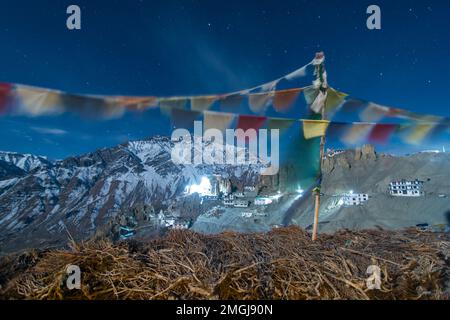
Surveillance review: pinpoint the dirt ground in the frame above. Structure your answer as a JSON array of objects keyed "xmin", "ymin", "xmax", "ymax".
[{"xmin": 0, "ymin": 226, "xmax": 449, "ymax": 300}]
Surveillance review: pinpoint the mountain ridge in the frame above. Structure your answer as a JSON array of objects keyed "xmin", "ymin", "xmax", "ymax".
[{"xmin": 0, "ymin": 136, "xmax": 264, "ymax": 253}]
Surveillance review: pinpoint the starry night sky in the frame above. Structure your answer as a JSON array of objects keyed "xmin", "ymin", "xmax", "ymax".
[{"xmin": 0, "ymin": 0, "xmax": 449, "ymax": 158}]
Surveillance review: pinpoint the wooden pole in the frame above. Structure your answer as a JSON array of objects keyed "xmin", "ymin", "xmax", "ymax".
[
  {"xmin": 311, "ymin": 52, "xmax": 327, "ymax": 241},
  {"xmin": 312, "ymin": 190, "xmax": 320, "ymax": 241}
]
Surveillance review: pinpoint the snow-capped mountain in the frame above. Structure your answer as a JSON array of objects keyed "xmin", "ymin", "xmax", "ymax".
[
  {"xmin": 0, "ymin": 136, "xmax": 264, "ymax": 253},
  {"xmin": 0, "ymin": 151, "xmax": 51, "ymax": 172},
  {"xmin": 0, "ymin": 160, "xmax": 26, "ymax": 180}
]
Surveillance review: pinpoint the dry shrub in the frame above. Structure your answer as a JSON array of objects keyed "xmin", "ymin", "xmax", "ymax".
[{"xmin": 0, "ymin": 226, "xmax": 448, "ymax": 300}]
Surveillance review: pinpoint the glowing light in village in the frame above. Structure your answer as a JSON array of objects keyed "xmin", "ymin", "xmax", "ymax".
[{"xmin": 185, "ymin": 177, "xmax": 212, "ymax": 196}]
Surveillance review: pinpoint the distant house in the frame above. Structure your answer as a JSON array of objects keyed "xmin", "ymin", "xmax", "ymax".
[
  {"xmin": 389, "ymin": 179, "xmax": 424, "ymax": 197},
  {"xmin": 172, "ymin": 221, "xmax": 190, "ymax": 230},
  {"xmin": 341, "ymin": 193, "xmax": 369, "ymax": 206},
  {"xmin": 241, "ymin": 212, "xmax": 253, "ymax": 218},
  {"xmin": 244, "ymin": 186, "xmax": 256, "ymax": 192},
  {"xmin": 234, "ymin": 192, "xmax": 245, "ymax": 198},
  {"xmin": 234, "ymin": 200, "xmax": 249, "ymax": 208},
  {"xmin": 254, "ymin": 197, "xmax": 272, "ymax": 206},
  {"xmin": 223, "ymin": 199, "xmax": 234, "ymax": 206},
  {"xmin": 163, "ymin": 218, "xmax": 176, "ymax": 227},
  {"xmin": 225, "ymin": 194, "xmax": 235, "ymax": 200},
  {"xmin": 326, "ymin": 148, "xmax": 345, "ymax": 158}
]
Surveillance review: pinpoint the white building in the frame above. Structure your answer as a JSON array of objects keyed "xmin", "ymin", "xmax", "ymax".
[
  {"xmin": 172, "ymin": 221, "xmax": 190, "ymax": 230},
  {"xmin": 326, "ymin": 148, "xmax": 345, "ymax": 158},
  {"xmin": 341, "ymin": 193, "xmax": 369, "ymax": 206},
  {"xmin": 185, "ymin": 176, "xmax": 218, "ymax": 197},
  {"xmin": 234, "ymin": 200, "xmax": 249, "ymax": 208},
  {"xmin": 244, "ymin": 186, "xmax": 256, "ymax": 192},
  {"xmin": 163, "ymin": 218, "xmax": 176, "ymax": 227},
  {"xmin": 224, "ymin": 194, "xmax": 235, "ymax": 200},
  {"xmin": 241, "ymin": 212, "xmax": 253, "ymax": 218},
  {"xmin": 254, "ymin": 197, "xmax": 273, "ymax": 206},
  {"xmin": 234, "ymin": 192, "xmax": 245, "ymax": 198},
  {"xmin": 223, "ymin": 199, "xmax": 234, "ymax": 206},
  {"xmin": 389, "ymin": 180, "xmax": 424, "ymax": 197}
]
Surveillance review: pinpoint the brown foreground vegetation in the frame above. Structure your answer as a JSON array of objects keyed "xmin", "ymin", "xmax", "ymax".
[{"xmin": 0, "ymin": 226, "xmax": 449, "ymax": 300}]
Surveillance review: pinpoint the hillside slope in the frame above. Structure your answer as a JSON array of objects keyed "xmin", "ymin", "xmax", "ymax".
[{"xmin": 291, "ymin": 146, "xmax": 450, "ymax": 232}]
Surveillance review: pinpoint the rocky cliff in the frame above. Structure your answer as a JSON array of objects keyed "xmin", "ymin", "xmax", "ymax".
[{"xmin": 292, "ymin": 145, "xmax": 450, "ymax": 232}]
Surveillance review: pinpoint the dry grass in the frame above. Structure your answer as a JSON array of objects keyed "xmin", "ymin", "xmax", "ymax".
[{"xmin": 0, "ymin": 226, "xmax": 449, "ymax": 300}]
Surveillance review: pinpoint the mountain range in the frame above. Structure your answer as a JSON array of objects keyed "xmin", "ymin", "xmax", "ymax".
[{"xmin": 0, "ymin": 137, "xmax": 263, "ymax": 253}]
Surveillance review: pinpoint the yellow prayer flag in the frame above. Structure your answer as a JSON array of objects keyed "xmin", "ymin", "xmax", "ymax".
[
  {"xmin": 325, "ymin": 88, "xmax": 348, "ymax": 115},
  {"xmin": 204, "ymin": 111, "xmax": 235, "ymax": 132},
  {"xmin": 190, "ymin": 96, "xmax": 217, "ymax": 111},
  {"xmin": 404, "ymin": 123, "xmax": 436, "ymax": 145},
  {"xmin": 15, "ymin": 85, "xmax": 62, "ymax": 116},
  {"xmin": 302, "ymin": 120, "xmax": 330, "ymax": 139},
  {"xmin": 248, "ymin": 92, "xmax": 272, "ymax": 113}
]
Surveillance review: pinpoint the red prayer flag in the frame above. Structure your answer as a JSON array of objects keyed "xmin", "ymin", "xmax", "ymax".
[
  {"xmin": 236, "ymin": 115, "xmax": 266, "ymax": 141},
  {"xmin": 0, "ymin": 83, "xmax": 13, "ymax": 115},
  {"xmin": 236, "ymin": 115, "xmax": 267, "ymax": 132},
  {"xmin": 368, "ymin": 124, "xmax": 397, "ymax": 144}
]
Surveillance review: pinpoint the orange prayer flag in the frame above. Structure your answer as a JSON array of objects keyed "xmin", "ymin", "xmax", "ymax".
[{"xmin": 273, "ymin": 88, "xmax": 302, "ymax": 112}]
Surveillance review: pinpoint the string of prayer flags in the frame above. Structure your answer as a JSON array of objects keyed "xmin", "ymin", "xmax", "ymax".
[
  {"xmin": 61, "ymin": 94, "xmax": 125, "ymax": 120},
  {"xmin": 243, "ymin": 60, "xmax": 313, "ymax": 97},
  {"xmin": 337, "ymin": 93, "xmax": 449, "ymax": 125}
]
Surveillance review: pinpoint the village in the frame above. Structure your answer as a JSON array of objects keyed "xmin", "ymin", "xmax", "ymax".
[{"xmin": 114, "ymin": 160, "xmax": 448, "ymax": 241}]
